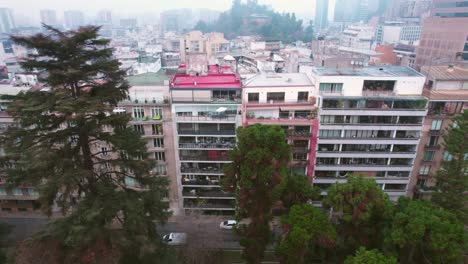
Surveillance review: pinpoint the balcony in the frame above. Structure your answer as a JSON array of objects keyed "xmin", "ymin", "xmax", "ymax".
[
  {"xmin": 172, "ymin": 97, "xmax": 241, "ymax": 104},
  {"xmin": 246, "ymin": 116, "xmax": 315, "ymax": 125},
  {"xmin": 176, "ymin": 115, "xmax": 237, "ymax": 122},
  {"xmin": 180, "ymin": 155, "xmax": 230, "ymax": 162},
  {"xmin": 290, "ymin": 160, "xmax": 309, "ymax": 167},
  {"xmin": 361, "ymin": 90, "xmax": 396, "ymax": 97},
  {"xmin": 287, "ymin": 131, "xmax": 313, "ymax": 138},
  {"xmin": 119, "ymin": 98, "xmax": 170, "ymax": 106},
  {"xmin": 413, "ymin": 185, "xmax": 436, "ymax": 193},
  {"xmin": 178, "ymin": 130, "xmax": 236, "ymax": 136},
  {"xmin": 182, "ymin": 190, "xmax": 234, "ymax": 199},
  {"xmin": 181, "ymin": 167, "xmax": 224, "ymax": 174},
  {"xmin": 130, "ymin": 116, "xmax": 164, "ymax": 124},
  {"xmin": 424, "ymin": 145, "xmax": 441, "ymax": 150},
  {"xmin": 292, "ymin": 147, "xmax": 310, "ymax": 153},
  {"xmin": 181, "ymin": 179, "xmax": 220, "ymax": 187},
  {"xmin": 246, "ymin": 99, "xmax": 316, "ymax": 107},
  {"xmin": 179, "ymin": 142, "xmax": 235, "ymax": 149}
]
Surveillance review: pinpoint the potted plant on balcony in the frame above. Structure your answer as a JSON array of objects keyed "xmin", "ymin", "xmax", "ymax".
[
  {"xmin": 246, "ymin": 112, "xmax": 255, "ymax": 118},
  {"xmin": 142, "ymin": 116, "xmax": 148, "ymax": 121},
  {"xmin": 152, "ymin": 115, "xmax": 161, "ymax": 120}
]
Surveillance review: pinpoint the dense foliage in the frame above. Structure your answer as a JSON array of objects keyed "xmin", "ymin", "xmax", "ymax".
[
  {"xmin": 194, "ymin": 0, "xmax": 313, "ymax": 42},
  {"xmin": 0, "ymin": 25, "xmax": 170, "ymax": 262},
  {"xmin": 344, "ymin": 247, "xmax": 397, "ymax": 264},
  {"xmin": 276, "ymin": 204, "xmax": 336, "ymax": 263},
  {"xmin": 432, "ymin": 110, "xmax": 467, "ymax": 222},
  {"xmin": 223, "ymin": 124, "xmax": 290, "ymax": 263},
  {"xmin": 386, "ymin": 198, "xmax": 465, "ymax": 264},
  {"xmin": 323, "ymin": 176, "xmax": 393, "ymax": 255}
]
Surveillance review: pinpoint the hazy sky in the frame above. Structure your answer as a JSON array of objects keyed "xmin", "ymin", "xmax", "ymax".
[{"xmin": 3, "ymin": 0, "xmax": 336, "ymax": 20}]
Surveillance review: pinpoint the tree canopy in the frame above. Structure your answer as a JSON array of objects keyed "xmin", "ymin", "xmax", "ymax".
[
  {"xmin": 0, "ymin": 25, "xmax": 170, "ymax": 262},
  {"xmin": 386, "ymin": 198, "xmax": 465, "ymax": 264},
  {"xmin": 322, "ymin": 176, "xmax": 393, "ymax": 255},
  {"xmin": 223, "ymin": 124, "xmax": 290, "ymax": 263},
  {"xmin": 194, "ymin": 0, "xmax": 313, "ymax": 42},
  {"xmin": 344, "ymin": 247, "xmax": 397, "ymax": 264},
  {"xmin": 432, "ymin": 110, "xmax": 467, "ymax": 222}
]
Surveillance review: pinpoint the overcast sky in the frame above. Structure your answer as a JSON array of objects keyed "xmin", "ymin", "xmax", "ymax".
[{"xmin": 3, "ymin": 0, "xmax": 336, "ymax": 25}]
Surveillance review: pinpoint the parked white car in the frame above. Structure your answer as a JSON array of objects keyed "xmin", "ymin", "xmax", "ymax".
[
  {"xmin": 162, "ymin": 232, "xmax": 187, "ymax": 246},
  {"xmin": 219, "ymin": 220, "xmax": 237, "ymax": 230}
]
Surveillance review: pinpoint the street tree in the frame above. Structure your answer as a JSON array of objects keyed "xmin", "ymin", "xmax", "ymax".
[
  {"xmin": 322, "ymin": 176, "xmax": 393, "ymax": 256},
  {"xmin": 278, "ymin": 174, "xmax": 319, "ymax": 212},
  {"xmin": 431, "ymin": 111, "xmax": 467, "ymax": 222},
  {"xmin": 344, "ymin": 247, "xmax": 397, "ymax": 264},
  {"xmin": 0, "ymin": 25, "xmax": 170, "ymax": 262},
  {"xmin": 386, "ymin": 198, "xmax": 465, "ymax": 263},
  {"xmin": 276, "ymin": 204, "xmax": 336, "ymax": 264},
  {"xmin": 223, "ymin": 124, "xmax": 290, "ymax": 264}
]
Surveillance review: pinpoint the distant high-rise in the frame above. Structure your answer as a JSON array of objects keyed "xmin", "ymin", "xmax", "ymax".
[
  {"xmin": 334, "ymin": 0, "xmax": 371, "ymax": 23},
  {"xmin": 64, "ymin": 10, "xmax": 84, "ymax": 29},
  {"xmin": 415, "ymin": 0, "xmax": 468, "ymax": 68},
  {"xmin": 0, "ymin": 8, "xmax": 15, "ymax": 34},
  {"xmin": 97, "ymin": 10, "xmax": 112, "ymax": 25},
  {"xmin": 386, "ymin": 0, "xmax": 432, "ymax": 19},
  {"xmin": 314, "ymin": 0, "xmax": 329, "ymax": 31},
  {"xmin": 40, "ymin": 9, "xmax": 58, "ymax": 27}
]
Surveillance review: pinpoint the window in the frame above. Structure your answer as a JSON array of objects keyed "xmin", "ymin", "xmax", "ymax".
[
  {"xmin": 132, "ymin": 107, "xmax": 144, "ymax": 119},
  {"xmin": 151, "ymin": 108, "xmax": 163, "ymax": 119},
  {"xmin": 319, "ymin": 130, "xmax": 341, "ymax": 138},
  {"xmin": 417, "ymin": 179, "xmax": 427, "ymax": 188},
  {"xmin": 431, "ymin": 120, "xmax": 443, "ymax": 130},
  {"xmin": 154, "ymin": 152, "xmax": 166, "ymax": 161},
  {"xmin": 190, "ymin": 41, "xmax": 200, "ymax": 52},
  {"xmin": 442, "ymin": 151, "xmax": 453, "ymax": 161},
  {"xmin": 419, "ymin": 165, "xmax": 431, "ymax": 175},
  {"xmin": 101, "ymin": 147, "xmax": 109, "ymax": 156},
  {"xmin": 423, "ymin": 151, "xmax": 435, "ymax": 161},
  {"xmin": 153, "ymin": 138, "xmax": 164, "ymax": 148},
  {"xmin": 293, "ymin": 153, "xmax": 308, "ymax": 161},
  {"xmin": 125, "ymin": 176, "xmax": 137, "ymax": 187},
  {"xmin": 426, "ymin": 136, "xmax": 439, "ymax": 147},
  {"xmin": 27, "ymin": 188, "xmax": 39, "ymax": 196},
  {"xmin": 319, "ymin": 83, "xmax": 343, "ymax": 93},
  {"xmin": 384, "ymin": 184, "xmax": 406, "ymax": 191},
  {"xmin": 248, "ymin": 93, "xmax": 259, "ymax": 102},
  {"xmin": 154, "ymin": 165, "xmax": 167, "ymax": 175},
  {"xmin": 152, "ymin": 124, "xmax": 163, "ymax": 135},
  {"xmin": 266, "ymin": 92, "xmax": 285, "ymax": 102},
  {"xmin": 297, "ymin": 92, "xmax": 309, "ymax": 101},
  {"xmin": 12, "ymin": 188, "xmax": 23, "ymax": 196},
  {"xmin": 0, "ymin": 187, "xmax": 5, "ymax": 195},
  {"xmin": 134, "ymin": 125, "xmax": 145, "ymax": 135}
]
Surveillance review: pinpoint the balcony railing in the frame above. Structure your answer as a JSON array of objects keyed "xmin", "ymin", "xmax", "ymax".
[
  {"xmin": 424, "ymin": 145, "xmax": 441, "ymax": 150},
  {"xmin": 131, "ymin": 116, "xmax": 163, "ymax": 122},
  {"xmin": 180, "ymin": 155, "xmax": 230, "ymax": 161},
  {"xmin": 181, "ymin": 167, "xmax": 224, "ymax": 174},
  {"xmin": 362, "ymin": 90, "xmax": 396, "ymax": 97},
  {"xmin": 182, "ymin": 190, "xmax": 233, "ymax": 198},
  {"xmin": 182, "ymin": 179, "xmax": 220, "ymax": 186},
  {"xmin": 172, "ymin": 97, "xmax": 241, "ymax": 104},
  {"xmin": 246, "ymin": 99, "xmax": 315, "ymax": 105},
  {"xmin": 119, "ymin": 98, "xmax": 170, "ymax": 105},
  {"xmin": 176, "ymin": 115, "xmax": 237, "ymax": 122},
  {"xmin": 292, "ymin": 147, "xmax": 310, "ymax": 153},
  {"xmin": 288, "ymin": 131, "xmax": 313, "ymax": 138},
  {"xmin": 178, "ymin": 130, "xmax": 236, "ymax": 135},
  {"xmin": 179, "ymin": 142, "xmax": 235, "ymax": 149}
]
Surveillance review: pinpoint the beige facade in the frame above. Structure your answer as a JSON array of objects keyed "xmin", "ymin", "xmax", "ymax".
[
  {"xmin": 179, "ymin": 31, "xmax": 229, "ymax": 66},
  {"xmin": 409, "ymin": 65, "xmax": 468, "ymax": 199}
]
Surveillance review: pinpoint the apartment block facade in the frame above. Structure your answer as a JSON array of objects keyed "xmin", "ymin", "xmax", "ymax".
[
  {"xmin": 242, "ymin": 73, "xmax": 318, "ymax": 178},
  {"xmin": 310, "ymin": 66, "xmax": 427, "ymax": 201},
  {"xmin": 410, "ymin": 65, "xmax": 468, "ymax": 199},
  {"xmin": 170, "ymin": 65, "xmax": 241, "ymax": 214}
]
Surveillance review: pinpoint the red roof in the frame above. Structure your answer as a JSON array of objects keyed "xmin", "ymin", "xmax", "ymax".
[{"xmin": 171, "ymin": 65, "xmax": 241, "ymax": 89}]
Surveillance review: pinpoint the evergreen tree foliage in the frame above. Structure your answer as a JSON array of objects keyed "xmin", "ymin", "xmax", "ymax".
[
  {"xmin": 193, "ymin": 0, "xmax": 313, "ymax": 42},
  {"xmin": 431, "ymin": 110, "xmax": 467, "ymax": 222},
  {"xmin": 0, "ymin": 25, "xmax": 170, "ymax": 262},
  {"xmin": 322, "ymin": 176, "xmax": 393, "ymax": 256},
  {"xmin": 223, "ymin": 124, "xmax": 290, "ymax": 264},
  {"xmin": 386, "ymin": 198, "xmax": 465, "ymax": 264},
  {"xmin": 276, "ymin": 204, "xmax": 336, "ymax": 264},
  {"xmin": 344, "ymin": 247, "xmax": 397, "ymax": 264},
  {"xmin": 278, "ymin": 174, "xmax": 319, "ymax": 212}
]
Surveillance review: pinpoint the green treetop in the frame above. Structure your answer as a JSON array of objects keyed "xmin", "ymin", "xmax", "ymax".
[{"xmin": 0, "ymin": 25, "xmax": 170, "ymax": 262}]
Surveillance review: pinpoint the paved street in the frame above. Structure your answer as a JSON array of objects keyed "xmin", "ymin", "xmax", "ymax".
[{"xmin": 0, "ymin": 215, "xmax": 242, "ymax": 249}]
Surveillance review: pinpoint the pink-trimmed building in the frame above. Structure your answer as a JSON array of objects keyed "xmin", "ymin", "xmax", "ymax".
[
  {"xmin": 242, "ymin": 73, "xmax": 319, "ymax": 180},
  {"xmin": 170, "ymin": 65, "xmax": 242, "ymax": 214}
]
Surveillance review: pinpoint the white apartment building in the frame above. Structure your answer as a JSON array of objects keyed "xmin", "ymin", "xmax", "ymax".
[
  {"xmin": 376, "ymin": 21, "xmax": 421, "ymax": 45},
  {"xmin": 340, "ymin": 24, "xmax": 375, "ymax": 51},
  {"xmin": 310, "ymin": 66, "xmax": 427, "ymax": 201}
]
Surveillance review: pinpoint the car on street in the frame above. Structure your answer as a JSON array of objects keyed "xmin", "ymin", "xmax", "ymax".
[
  {"xmin": 162, "ymin": 232, "xmax": 187, "ymax": 246},
  {"xmin": 219, "ymin": 220, "xmax": 237, "ymax": 230}
]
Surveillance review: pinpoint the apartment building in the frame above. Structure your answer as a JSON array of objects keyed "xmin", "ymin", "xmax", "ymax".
[
  {"xmin": 242, "ymin": 73, "xmax": 318, "ymax": 178},
  {"xmin": 310, "ymin": 66, "xmax": 427, "ymax": 201},
  {"xmin": 415, "ymin": 0, "xmax": 468, "ymax": 68},
  {"xmin": 409, "ymin": 65, "xmax": 468, "ymax": 199},
  {"xmin": 179, "ymin": 31, "xmax": 229, "ymax": 66},
  {"xmin": 170, "ymin": 65, "xmax": 241, "ymax": 214},
  {"xmin": 0, "ymin": 84, "xmax": 38, "ymax": 213},
  {"xmin": 119, "ymin": 74, "xmax": 180, "ymax": 214}
]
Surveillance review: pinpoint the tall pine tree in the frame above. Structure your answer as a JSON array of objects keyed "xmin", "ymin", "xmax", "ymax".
[
  {"xmin": 432, "ymin": 110, "xmax": 467, "ymax": 222},
  {"xmin": 0, "ymin": 25, "xmax": 170, "ymax": 261}
]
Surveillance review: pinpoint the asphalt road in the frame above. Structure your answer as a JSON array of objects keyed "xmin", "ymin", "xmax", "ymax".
[{"xmin": 0, "ymin": 217, "xmax": 242, "ymax": 249}]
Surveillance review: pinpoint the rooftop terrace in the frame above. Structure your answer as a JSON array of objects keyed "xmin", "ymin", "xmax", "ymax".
[
  {"xmin": 313, "ymin": 66, "xmax": 424, "ymax": 77},
  {"xmin": 170, "ymin": 65, "xmax": 241, "ymax": 89}
]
